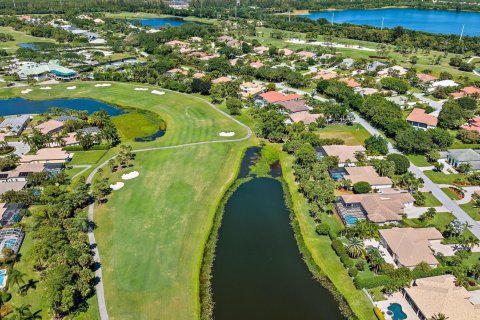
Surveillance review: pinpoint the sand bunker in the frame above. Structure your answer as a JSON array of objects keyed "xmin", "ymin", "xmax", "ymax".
[
  {"xmin": 95, "ymin": 83, "xmax": 111, "ymax": 87},
  {"xmin": 110, "ymin": 182, "xmax": 125, "ymax": 190},
  {"xmin": 219, "ymin": 132, "xmax": 235, "ymax": 137},
  {"xmin": 67, "ymin": 86, "xmax": 77, "ymax": 90},
  {"xmin": 151, "ymin": 90, "xmax": 165, "ymax": 95},
  {"xmin": 21, "ymin": 89, "xmax": 32, "ymax": 94},
  {"xmin": 122, "ymin": 171, "xmax": 139, "ymax": 180},
  {"xmin": 135, "ymin": 88, "xmax": 148, "ymax": 91},
  {"xmin": 39, "ymin": 86, "xmax": 51, "ymax": 90}
]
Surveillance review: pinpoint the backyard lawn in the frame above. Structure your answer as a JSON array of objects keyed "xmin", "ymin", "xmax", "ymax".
[
  {"xmin": 424, "ymin": 170, "xmax": 463, "ymax": 185},
  {"xmin": 1, "ymin": 82, "xmax": 250, "ymax": 319},
  {"xmin": 441, "ymin": 187, "xmax": 462, "ymax": 200},
  {"xmin": 407, "ymin": 155, "xmax": 430, "ymax": 167},
  {"xmin": 461, "ymin": 201, "xmax": 480, "ymax": 221},
  {"xmin": 317, "ymin": 123, "xmax": 371, "ymax": 146},
  {"xmin": 418, "ymin": 192, "xmax": 442, "ymax": 207}
]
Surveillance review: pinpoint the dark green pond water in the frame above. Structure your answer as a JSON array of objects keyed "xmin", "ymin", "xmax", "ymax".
[{"xmin": 212, "ymin": 176, "xmax": 346, "ymax": 320}]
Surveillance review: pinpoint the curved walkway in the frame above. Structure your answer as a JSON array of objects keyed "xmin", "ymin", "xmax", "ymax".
[{"xmin": 85, "ymin": 86, "xmax": 252, "ymax": 320}]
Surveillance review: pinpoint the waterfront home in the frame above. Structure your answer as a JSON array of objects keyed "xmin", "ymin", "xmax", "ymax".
[
  {"xmin": 446, "ymin": 149, "xmax": 480, "ymax": 171},
  {"xmin": 62, "ymin": 132, "xmax": 79, "ymax": 146},
  {"xmin": 0, "ymin": 228, "xmax": 24, "ymax": 257},
  {"xmin": 0, "ymin": 115, "xmax": 30, "ymax": 135},
  {"xmin": 0, "ymin": 163, "xmax": 45, "ymax": 183},
  {"xmin": 15, "ymin": 60, "xmax": 79, "ymax": 81},
  {"xmin": 34, "ymin": 119, "xmax": 64, "ymax": 135},
  {"xmin": 379, "ymin": 227, "xmax": 443, "ymax": 269},
  {"xmin": 403, "ymin": 275, "xmax": 480, "ymax": 320},
  {"xmin": 55, "ymin": 115, "xmax": 79, "ymax": 123},
  {"xmin": 343, "ymin": 166, "xmax": 392, "ymax": 189},
  {"xmin": 377, "ymin": 65, "xmax": 408, "ymax": 77},
  {"xmin": 277, "ymin": 100, "xmax": 309, "ymax": 114},
  {"xmin": 336, "ymin": 192, "xmax": 414, "ymax": 225},
  {"xmin": 0, "ymin": 203, "xmax": 23, "ymax": 227},
  {"xmin": 240, "ymin": 81, "xmax": 265, "ymax": 99},
  {"xmin": 317, "ymin": 145, "xmax": 365, "ymax": 167},
  {"xmin": 288, "ymin": 112, "xmax": 321, "ymax": 125},
  {"xmin": 406, "ymin": 108, "xmax": 438, "ymax": 130},
  {"xmin": 78, "ymin": 127, "xmax": 101, "ymax": 135},
  {"xmin": 20, "ymin": 148, "xmax": 72, "ymax": 164},
  {"xmin": 255, "ymin": 91, "xmax": 302, "ymax": 106}
]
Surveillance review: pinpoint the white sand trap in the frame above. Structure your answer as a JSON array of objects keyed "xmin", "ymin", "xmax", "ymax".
[
  {"xmin": 219, "ymin": 131, "xmax": 235, "ymax": 137},
  {"xmin": 110, "ymin": 182, "xmax": 124, "ymax": 190},
  {"xmin": 39, "ymin": 86, "xmax": 51, "ymax": 90},
  {"xmin": 122, "ymin": 171, "xmax": 139, "ymax": 180},
  {"xmin": 135, "ymin": 88, "xmax": 148, "ymax": 91},
  {"xmin": 95, "ymin": 83, "xmax": 111, "ymax": 87},
  {"xmin": 67, "ymin": 86, "xmax": 77, "ymax": 90},
  {"xmin": 151, "ymin": 90, "xmax": 165, "ymax": 95},
  {"xmin": 21, "ymin": 89, "xmax": 32, "ymax": 94}
]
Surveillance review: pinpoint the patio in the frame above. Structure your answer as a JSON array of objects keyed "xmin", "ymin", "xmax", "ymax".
[
  {"xmin": 364, "ymin": 238, "xmax": 396, "ymax": 266},
  {"xmin": 376, "ymin": 292, "xmax": 419, "ymax": 320}
]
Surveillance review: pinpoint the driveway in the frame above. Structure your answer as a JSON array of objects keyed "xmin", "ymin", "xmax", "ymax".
[
  {"xmin": 8, "ymin": 141, "xmax": 30, "ymax": 156},
  {"xmin": 413, "ymin": 93, "xmax": 444, "ymax": 117}
]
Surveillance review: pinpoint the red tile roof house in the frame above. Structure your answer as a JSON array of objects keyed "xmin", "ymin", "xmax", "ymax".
[
  {"xmin": 279, "ymin": 48, "xmax": 294, "ymax": 56},
  {"xmin": 253, "ymin": 46, "xmax": 269, "ymax": 55},
  {"xmin": 211, "ymin": 76, "xmax": 232, "ymax": 84},
  {"xmin": 450, "ymin": 86, "xmax": 480, "ymax": 98},
  {"xmin": 250, "ymin": 61, "xmax": 264, "ymax": 69},
  {"xmin": 417, "ymin": 73, "xmax": 437, "ymax": 83},
  {"xmin": 461, "ymin": 116, "xmax": 480, "ymax": 132},
  {"xmin": 255, "ymin": 91, "xmax": 303, "ymax": 107},
  {"xmin": 340, "ymin": 78, "xmax": 361, "ymax": 88},
  {"xmin": 288, "ymin": 113, "xmax": 321, "ymax": 125},
  {"xmin": 406, "ymin": 108, "xmax": 438, "ymax": 130},
  {"xmin": 277, "ymin": 100, "xmax": 309, "ymax": 114},
  {"xmin": 297, "ymin": 51, "xmax": 316, "ymax": 60},
  {"xmin": 34, "ymin": 119, "xmax": 64, "ymax": 135}
]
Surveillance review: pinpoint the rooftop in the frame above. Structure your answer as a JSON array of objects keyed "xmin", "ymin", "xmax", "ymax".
[
  {"xmin": 20, "ymin": 148, "xmax": 71, "ymax": 163},
  {"xmin": 277, "ymin": 100, "xmax": 309, "ymax": 113},
  {"xmin": 289, "ymin": 113, "xmax": 321, "ymax": 125},
  {"xmin": 35, "ymin": 119, "xmax": 64, "ymax": 134},
  {"xmin": 344, "ymin": 166, "xmax": 392, "ymax": 186},
  {"xmin": 321, "ymin": 145, "xmax": 365, "ymax": 163},
  {"xmin": 448, "ymin": 149, "xmax": 480, "ymax": 162},
  {"xmin": 406, "ymin": 108, "xmax": 438, "ymax": 127},
  {"xmin": 259, "ymin": 91, "xmax": 302, "ymax": 103}
]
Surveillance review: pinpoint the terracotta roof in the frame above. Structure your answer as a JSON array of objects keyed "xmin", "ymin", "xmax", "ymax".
[
  {"xmin": 344, "ymin": 166, "xmax": 392, "ymax": 186},
  {"xmin": 404, "ymin": 275, "xmax": 480, "ymax": 320},
  {"xmin": 279, "ymin": 48, "xmax": 294, "ymax": 56},
  {"xmin": 259, "ymin": 91, "xmax": 302, "ymax": 103},
  {"xmin": 313, "ymin": 70, "xmax": 337, "ymax": 80},
  {"xmin": 253, "ymin": 46, "xmax": 269, "ymax": 54},
  {"xmin": 250, "ymin": 61, "xmax": 264, "ymax": 69},
  {"xmin": 379, "ymin": 227, "xmax": 442, "ymax": 267},
  {"xmin": 20, "ymin": 148, "xmax": 71, "ymax": 163},
  {"xmin": 211, "ymin": 76, "xmax": 232, "ymax": 84},
  {"xmin": 193, "ymin": 72, "xmax": 206, "ymax": 78},
  {"xmin": 165, "ymin": 40, "xmax": 189, "ymax": 47},
  {"xmin": 35, "ymin": 120, "xmax": 64, "ymax": 135},
  {"xmin": 451, "ymin": 91, "xmax": 465, "ymax": 98},
  {"xmin": 341, "ymin": 193, "xmax": 414, "ymax": 223},
  {"xmin": 0, "ymin": 163, "xmax": 45, "ymax": 179},
  {"xmin": 63, "ymin": 132, "xmax": 78, "ymax": 146},
  {"xmin": 321, "ymin": 145, "xmax": 365, "ymax": 163},
  {"xmin": 462, "ymin": 86, "xmax": 480, "ymax": 95},
  {"xmin": 277, "ymin": 100, "xmax": 309, "ymax": 113},
  {"xmin": 406, "ymin": 108, "xmax": 438, "ymax": 127},
  {"xmin": 289, "ymin": 113, "xmax": 321, "ymax": 125},
  {"xmin": 340, "ymin": 78, "xmax": 361, "ymax": 88},
  {"xmin": 0, "ymin": 181, "xmax": 26, "ymax": 195},
  {"xmin": 297, "ymin": 51, "xmax": 316, "ymax": 58},
  {"xmin": 461, "ymin": 117, "xmax": 480, "ymax": 132},
  {"xmin": 417, "ymin": 73, "xmax": 437, "ymax": 82}
]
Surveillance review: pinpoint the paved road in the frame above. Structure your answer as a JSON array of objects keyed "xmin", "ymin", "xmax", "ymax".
[
  {"xmin": 354, "ymin": 113, "xmax": 480, "ymax": 238},
  {"xmin": 276, "ymin": 83, "xmax": 329, "ymax": 102},
  {"xmin": 413, "ymin": 93, "xmax": 444, "ymax": 117},
  {"xmin": 85, "ymin": 85, "xmax": 252, "ymax": 320}
]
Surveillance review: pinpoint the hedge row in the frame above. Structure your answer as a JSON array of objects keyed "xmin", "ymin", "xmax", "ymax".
[
  {"xmin": 354, "ymin": 274, "xmax": 392, "ymax": 289},
  {"xmin": 331, "ymin": 239, "xmax": 354, "ymax": 269},
  {"xmin": 64, "ymin": 144, "xmax": 110, "ymax": 151},
  {"xmin": 412, "ymin": 266, "xmax": 450, "ymax": 279},
  {"xmin": 373, "ymin": 307, "xmax": 385, "ymax": 320}
]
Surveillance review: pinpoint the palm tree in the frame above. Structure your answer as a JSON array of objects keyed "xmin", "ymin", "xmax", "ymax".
[
  {"xmin": 454, "ymin": 274, "xmax": 469, "ymax": 287},
  {"xmin": 430, "ymin": 313, "xmax": 449, "ymax": 320},
  {"xmin": 367, "ymin": 248, "xmax": 384, "ymax": 273},
  {"xmin": 10, "ymin": 304, "xmax": 39, "ymax": 320},
  {"xmin": 346, "ymin": 237, "xmax": 364, "ymax": 258},
  {"xmin": 8, "ymin": 269, "xmax": 26, "ymax": 289}
]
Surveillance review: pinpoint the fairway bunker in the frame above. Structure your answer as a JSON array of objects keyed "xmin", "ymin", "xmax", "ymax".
[
  {"xmin": 219, "ymin": 131, "xmax": 235, "ymax": 137},
  {"xmin": 110, "ymin": 182, "xmax": 125, "ymax": 190},
  {"xmin": 122, "ymin": 171, "xmax": 139, "ymax": 180}
]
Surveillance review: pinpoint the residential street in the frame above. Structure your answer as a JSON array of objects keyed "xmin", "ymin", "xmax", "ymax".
[{"xmin": 412, "ymin": 93, "xmax": 444, "ymax": 117}]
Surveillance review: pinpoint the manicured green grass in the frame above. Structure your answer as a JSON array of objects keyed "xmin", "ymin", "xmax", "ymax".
[
  {"xmin": 460, "ymin": 201, "xmax": 480, "ymax": 221},
  {"xmin": 367, "ymin": 287, "xmax": 386, "ymax": 302},
  {"xmin": 65, "ymin": 166, "xmax": 86, "ymax": 178},
  {"xmin": 317, "ymin": 124, "xmax": 371, "ymax": 146},
  {"xmin": 419, "ymin": 192, "xmax": 442, "ymax": 207},
  {"xmin": 403, "ymin": 212, "xmax": 455, "ymax": 232},
  {"xmin": 112, "ymin": 113, "xmax": 159, "ymax": 141},
  {"xmin": 407, "ymin": 154, "xmax": 430, "ymax": 167},
  {"xmin": 69, "ymin": 150, "xmax": 109, "ymax": 165},
  {"xmin": 441, "ymin": 187, "xmax": 462, "ymax": 200},
  {"xmin": 424, "ymin": 170, "xmax": 463, "ymax": 185},
  {"xmin": 279, "ymin": 149, "xmax": 375, "ymax": 320},
  {"xmin": 0, "ymin": 26, "xmax": 55, "ymax": 52}
]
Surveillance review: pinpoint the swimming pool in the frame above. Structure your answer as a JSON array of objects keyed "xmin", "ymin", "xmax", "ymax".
[
  {"xmin": 0, "ymin": 269, "xmax": 6, "ymax": 289},
  {"xmin": 3, "ymin": 238, "xmax": 17, "ymax": 249},
  {"xmin": 387, "ymin": 303, "xmax": 407, "ymax": 320},
  {"xmin": 344, "ymin": 215, "xmax": 358, "ymax": 225}
]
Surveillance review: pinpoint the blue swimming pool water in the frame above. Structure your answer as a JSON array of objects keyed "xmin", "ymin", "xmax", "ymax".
[
  {"xmin": 388, "ymin": 303, "xmax": 407, "ymax": 320},
  {"xmin": 3, "ymin": 238, "xmax": 16, "ymax": 249},
  {"xmin": 344, "ymin": 215, "xmax": 358, "ymax": 225},
  {"xmin": 331, "ymin": 173, "xmax": 345, "ymax": 181},
  {"xmin": 0, "ymin": 269, "xmax": 6, "ymax": 287}
]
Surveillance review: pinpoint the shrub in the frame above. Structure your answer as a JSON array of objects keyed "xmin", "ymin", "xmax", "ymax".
[
  {"xmin": 353, "ymin": 181, "xmax": 371, "ymax": 194},
  {"xmin": 348, "ymin": 267, "xmax": 359, "ymax": 277},
  {"xmin": 331, "ymin": 239, "xmax": 345, "ymax": 256},
  {"xmin": 64, "ymin": 144, "xmax": 110, "ymax": 151},
  {"xmin": 328, "ymin": 229, "xmax": 338, "ymax": 240},
  {"xmin": 365, "ymin": 135, "xmax": 388, "ymax": 155},
  {"xmin": 373, "ymin": 307, "xmax": 385, "ymax": 320},
  {"xmin": 315, "ymin": 223, "xmax": 330, "ymax": 236},
  {"xmin": 386, "ymin": 153, "xmax": 410, "ymax": 174},
  {"xmin": 356, "ymin": 260, "xmax": 366, "ymax": 271},
  {"xmin": 413, "ymin": 192, "xmax": 426, "ymax": 206},
  {"xmin": 340, "ymin": 253, "xmax": 354, "ymax": 268},
  {"xmin": 353, "ymin": 274, "xmax": 392, "ymax": 289},
  {"xmin": 412, "ymin": 266, "xmax": 450, "ymax": 279}
]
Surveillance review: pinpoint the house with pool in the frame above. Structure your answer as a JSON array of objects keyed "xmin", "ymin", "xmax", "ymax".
[
  {"xmin": 317, "ymin": 144, "xmax": 366, "ymax": 167},
  {"xmin": 332, "ymin": 166, "xmax": 393, "ymax": 190},
  {"xmin": 336, "ymin": 192, "xmax": 414, "ymax": 226},
  {"xmin": 0, "ymin": 228, "xmax": 24, "ymax": 257},
  {"xmin": 0, "ymin": 268, "xmax": 6, "ymax": 290},
  {"xmin": 402, "ymin": 275, "xmax": 480, "ymax": 320}
]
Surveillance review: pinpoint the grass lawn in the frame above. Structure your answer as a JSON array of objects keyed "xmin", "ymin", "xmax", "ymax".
[
  {"xmin": 418, "ymin": 192, "xmax": 442, "ymax": 207},
  {"xmin": 441, "ymin": 187, "xmax": 462, "ymax": 200},
  {"xmin": 317, "ymin": 123, "xmax": 371, "ymax": 146},
  {"xmin": 69, "ymin": 150, "xmax": 109, "ymax": 165},
  {"xmin": 403, "ymin": 212, "xmax": 455, "ymax": 231},
  {"xmin": 367, "ymin": 287, "xmax": 386, "ymax": 302},
  {"xmin": 0, "ymin": 26, "xmax": 55, "ymax": 52},
  {"xmin": 407, "ymin": 154, "xmax": 430, "ymax": 167},
  {"xmin": 112, "ymin": 112, "xmax": 160, "ymax": 141},
  {"xmin": 279, "ymin": 149, "xmax": 375, "ymax": 320},
  {"xmin": 460, "ymin": 201, "xmax": 480, "ymax": 221},
  {"xmin": 424, "ymin": 170, "xmax": 463, "ymax": 185},
  {"xmin": 65, "ymin": 166, "xmax": 87, "ymax": 178},
  {"xmin": 1, "ymin": 82, "xmax": 251, "ymax": 319}
]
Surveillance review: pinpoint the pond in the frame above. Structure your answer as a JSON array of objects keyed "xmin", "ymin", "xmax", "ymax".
[
  {"xmin": 212, "ymin": 158, "xmax": 345, "ymax": 319},
  {"xmin": 17, "ymin": 43, "xmax": 40, "ymax": 51},
  {"xmin": 130, "ymin": 17, "xmax": 187, "ymax": 28},
  {"xmin": 0, "ymin": 98, "xmax": 123, "ymax": 116},
  {"xmin": 301, "ymin": 8, "xmax": 480, "ymax": 36}
]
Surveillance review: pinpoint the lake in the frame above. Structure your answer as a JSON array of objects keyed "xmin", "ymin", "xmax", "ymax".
[
  {"xmin": 212, "ymin": 168, "xmax": 345, "ymax": 319},
  {"xmin": 0, "ymin": 98, "xmax": 123, "ymax": 116},
  {"xmin": 130, "ymin": 17, "xmax": 187, "ymax": 28},
  {"xmin": 301, "ymin": 8, "xmax": 480, "ymax": 36}
]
